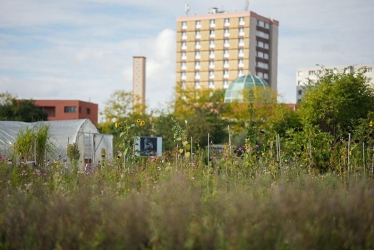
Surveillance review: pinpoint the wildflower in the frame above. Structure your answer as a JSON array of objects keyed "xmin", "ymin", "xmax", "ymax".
[
  {"xmin": 115, "ymin": 122, "xmax": 122, "ymax": 128},
  {"xmin": 140, "ymin": 120, "xmax": 145, "ymax": 126},
  {"xmin": 137, "ymin": 119, "xmax": 141, "ymax": 123},
  {"xmin": 185, "ymin": 152, "xmax": 190, "ymax": 157},
  {"xmin": 370, "ymin": 121, "xmax": 373, "ymax": 127}
]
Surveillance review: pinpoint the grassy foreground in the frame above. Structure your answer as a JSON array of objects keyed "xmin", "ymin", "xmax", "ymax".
[{"xmin": 0, "ymin": 157, "xmax": 373, "ymax": 250}]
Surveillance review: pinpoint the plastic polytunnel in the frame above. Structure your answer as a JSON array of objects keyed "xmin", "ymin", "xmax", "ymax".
[{"xmin": 0, "ymin": 119, "xmax": 113, "ymax": 170}]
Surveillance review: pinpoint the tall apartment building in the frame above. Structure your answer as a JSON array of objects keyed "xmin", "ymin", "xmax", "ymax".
[
  {"xmin": 133, "ymin": 56, "xmax": 146, "ymax": 108},
  {"xmin": 176, "ymin": 7, "xmax": 279, "ymax": 92},
  {"xmin": 296, "ymin": 64, "xmax": 374, "ymax": 102}
]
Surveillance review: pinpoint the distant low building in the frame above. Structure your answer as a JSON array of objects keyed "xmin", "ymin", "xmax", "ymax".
[
  {"xmin": 296, "ymin": 64, "xmax": 374, "ymax": 103},
  {"xmin": 34, "ymin": 100, "xmax": 98, "ymax": 125}
]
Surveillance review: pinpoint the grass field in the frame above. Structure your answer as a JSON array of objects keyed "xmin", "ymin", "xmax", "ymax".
[{"xmin": 1, "ymin": 153, "xmax": 373, "ymax": 250}]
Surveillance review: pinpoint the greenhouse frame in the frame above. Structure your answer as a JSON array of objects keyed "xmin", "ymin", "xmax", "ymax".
[{"xmin": 0, "ymin": 119, "xmax": 113, "ymax": 170}]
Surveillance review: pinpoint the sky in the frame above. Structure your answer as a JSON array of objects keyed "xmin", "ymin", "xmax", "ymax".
[{"xmin": 1, "ymin": 0, "xmax": 373, "ymax": 121}]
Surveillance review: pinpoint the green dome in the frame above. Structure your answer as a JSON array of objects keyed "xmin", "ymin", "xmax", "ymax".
[{"xmin": 224, "ymin": 74, "xmax": 269, "ymax": 103}]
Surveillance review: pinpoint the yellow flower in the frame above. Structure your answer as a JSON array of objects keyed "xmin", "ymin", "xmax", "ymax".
[
  {"xmin": 140, "ymin": 120, "xmax": 145, "ymax": 126},
  {"xmin": 185, "ymin": 152, "xmax": 190, "ymax": 157},
  {"xmin": 370, "ymin": 121, "xmax": 373, "ymax": 127},
  {"xmin": 137, "ymin": 119, "xmax": 141, "ymax": 123},
  {"xmin": 179, "ymin": 148, "xmax": 184, "ymax": 153},
  {"xmin": 115, "ymin": 122, "xmax": 118, "ymax": 128}
]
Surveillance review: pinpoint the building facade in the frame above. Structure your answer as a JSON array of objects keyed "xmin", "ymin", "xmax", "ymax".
[
  {"xmin": 34, "ymin": 100, "xmax": 98, "ymax": 125},
  {"xmin": 296, "ymin": 64, "xmax": 374, "ymax": 102},
  {"xmin": 176, "ymin": 8, "xmax": 279, "ymax": 92},
  {"xmin": 133, "ymin": 56, "xmax": 146, "ymax": 108}
]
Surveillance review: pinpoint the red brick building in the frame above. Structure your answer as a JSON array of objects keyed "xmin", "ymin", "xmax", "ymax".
[{"xmin": 34, "ymin": 100, "xmax": 98, "ymax": 125}]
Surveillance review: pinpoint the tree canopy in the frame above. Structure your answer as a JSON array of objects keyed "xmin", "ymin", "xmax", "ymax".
[
  {"xmin": 297, "ymin": 66, "xmax": 374, "ymax": 142},
  {"xmin": 0, "ymin": 92, "xmax": 48, "ymax": 122}
]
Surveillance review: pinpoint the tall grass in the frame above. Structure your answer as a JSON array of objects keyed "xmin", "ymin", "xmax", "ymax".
[{"xmin": 0, "ymin": 156, "xmax": 373, "ymax": 249}]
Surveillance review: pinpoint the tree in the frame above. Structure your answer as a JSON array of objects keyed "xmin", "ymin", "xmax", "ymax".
[
  {"xmin": 297, "ymin": 66, "xmax": 374, "ymax": 142},
  {"xmin": 173, "ymin": 85, "xmax": 228, "ymax": 146},
  {"xmin": 0, "ymin": 92, "xmax": 48, "ymax": 122}
]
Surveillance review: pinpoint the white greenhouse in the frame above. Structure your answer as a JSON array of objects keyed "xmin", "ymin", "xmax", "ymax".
[{"xmin": 0, "ymin": 119, "xmax": 113, "ymax": 170}]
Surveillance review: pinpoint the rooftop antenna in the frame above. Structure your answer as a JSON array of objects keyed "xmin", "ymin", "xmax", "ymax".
[
  {"xmin": 185, "ymin": 3, "xmax": 190, "ymax": 15},
  {"xmin": 245, "ymin": 0, "xmax": 249, "ymax": 11}
]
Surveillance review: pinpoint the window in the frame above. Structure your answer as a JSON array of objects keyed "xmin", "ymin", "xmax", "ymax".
[
  {"xmin": 182, "ymin": 32, "xmax": 187, "ymax": 39},
  {"xmin": 181, "ymin": 62, "xmax": 186, "ymax": 69},
  {"xmin": 209, "ymin": 40, "xmax": 215, "ymax": 48},
  {"xmin": 64, "ymin": 106, "xmax": 76, "ymax": 113},
  {"xmin": 298, "ymin": 71, "xmax": 303, "ymax": 76},
  {"xmin": 309, "ymin": 70, "xmax": 315, "ymax": 75},
  {"xmin": 256, "ymin": 41, "xmax": 269, "ymax": 49},
  {"xmin": 181, "ymin": 42, "xmax": 187, "ymax": 49},
  {"xmin": 256, "ymin": 72, "xmax": 268, "ymax": 79},
  {"xmin": 224, "ymin": 18, "xmax": 230, "ymax": 25},
  {"xmin": 239, "ymin": 38, "xmax": 244, "ymax": 45},
  {"xmin": 238, "ymin": 70, "xmax": 244, "ymax": 76},
  {"xmin": 239, "ymin": 17, "xmax": 245, "ymax": 24},
  {"xmin": 182, "ymin": 21, "xmax": 187, "ymax": 29},
  {"xmin": 181, "ymin": 82, "xmax": 186, "ymax": 88},
  {"xmin": 223, "ymin": 70, "xmax": 229, "ymax": 77},
  {"xmin": 224, "ymin": 60, "xmax": 229, "ymax": 67},
  {"xmin": 256, "ymin": 30, "xmax": 269, "ymax": 39},
  {"xmin": 297, "ymin": 80, "xmax": 302, "ymax": 85},
  {"xmin": 238, "ymin": 59, "xmax": 244, "ymax": 66},
  {"xmin": 209, "ymin": 81, "xmax": 214, "ymax": 88},
  {"xmin": 181, "ymin": 72, "xmax": 186, "ymax": 79},
  {"xmin": 223, "ymin": 80, "xmax": 229, "ymax": 88},
  {"xmin": 256, "ymin": 61, "xmax": 269, "ymax": 69},
  {"xmin": 238, "ymin": 49, "xmax": 244, "ymax": 56},
  {"xmin": 210, "ymin": 29, "xmax": 215, "ymax": 37},
  {"xmin": 257, "ymin": 20, "xmax": 269, "ymax": 29},
  {"xmin": 224, "ymin": 39, "xmax": 229, "ymax": 47},
  {"xmin": 209, "ymin": 50, "xmax": 215, "ymax": 58},
  {"xmin": 195, "ymin": 81, "xmax": 200, "ymax": 89},
  {"xmin": 195, "ymin": 51, "xmax": 201, "ymax": 59},
  {"xmin": 181, "ymin": 52, "xmax": 186, "ymax": 59},
  {"xmin": 239, "ymin": 27, "xmax": 245, "ymax": 35},
  {"xmin": 366, "ymin": 67, "xmax": 373, "ymax": 72},
  {"xmin": 224, "ymin": 49, "xmax": 229, "ymax": 57},
  {"xmin": 210, "ymin": 19, "xmax": 215, "ymax": 26},
  {"xmin": 196, "ymin": 30, "xmax": 201, "ymax": 38},
  {"xmin": 298, "ymin": 90, "xmax": 303, "ymax": 95},
  {"xmin": 195, "ymin": 61, "xmax": 200, "ymax": 69},
  {"xmin": 195, "ymin": 41, "xmax": 200, "ymax": 48},
  {"xmin": 224, "ymin": 29, "xmax": 230, "ymax": 36},
  {"xmin": 195, "ymin": 71, "xmax": 200, "ymax": 79},
  {"xmin": 256, "ymin": 51, "xmax": 269, "ymax": 59},
  {"xmin": 209, "ymin": 70, "xmax": 214, "ymax": 78},
  {"xmin": 209, "ymin": 60, "xmax": 214, "ymax": 68},
  {"xmin": 196, "ymin": 20, "xmax": 201, "ymax": 28}
]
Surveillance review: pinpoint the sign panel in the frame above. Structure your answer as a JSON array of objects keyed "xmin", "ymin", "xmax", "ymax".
[{"xmin": 135, "ymin": 136, "xmax": 162, "ymax": 156}]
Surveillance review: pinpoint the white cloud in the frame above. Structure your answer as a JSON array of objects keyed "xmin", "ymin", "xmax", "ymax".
[{"xmin": 0, "ymin": 0, "xmax": 373, "ymax": 120}]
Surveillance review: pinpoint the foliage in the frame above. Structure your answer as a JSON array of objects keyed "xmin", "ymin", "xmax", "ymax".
[
  {"xmin": 0, "ymin": 92, "xmax": 48, "ymax": 122},
  {"xmin": 67, "ymin": 143, "xmax": 80, "ymax": 161},
  {"xmin": 0, "ymin": 156, "xmax": 373, "ymax": 249},
  {"xmin": 100, "ymin": 90, "xmax": 145, "ymax": 125},
  {"xmin": 12, "ymin": 124, "xmax": 54, "ymax": 166},
  {"xmin": 297, "ymin": 66, "xmax": 374, "ymax": 142},
  {"xmin": 173, "ymin": 85, "xmax": 228, "ymax": 146},
  {"xmin": 153, "ymin": 113, "xmax": 177, "ymax": 151}
]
